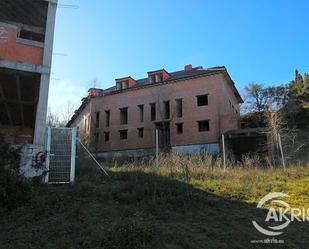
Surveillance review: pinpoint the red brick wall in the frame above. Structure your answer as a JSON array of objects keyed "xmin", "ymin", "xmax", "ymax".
[
  {"xmin": 89, "ymin": 73, "xmax": 240, "ymax": 152},
  {"xmin": 0, "ymin": 23, "xmax": 43, "ymax": 65},
  {"xmin": 0, "ymin": 125, "xmax": 34, "ymax": 144}
]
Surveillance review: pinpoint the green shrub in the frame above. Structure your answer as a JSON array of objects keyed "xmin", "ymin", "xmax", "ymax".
[{"xmin": 0, "ymin": 140, "xmax": 31, "ymax": 209}]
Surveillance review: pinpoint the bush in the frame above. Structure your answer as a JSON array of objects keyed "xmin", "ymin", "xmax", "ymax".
[{"xmin": 0, "ymin": 140, "xmax": 31, "ymax": 209}]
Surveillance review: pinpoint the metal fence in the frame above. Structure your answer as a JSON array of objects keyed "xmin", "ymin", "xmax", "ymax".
[{"xmin": 44, "ymin": 127, "xmax": 76, "ymax": 184}]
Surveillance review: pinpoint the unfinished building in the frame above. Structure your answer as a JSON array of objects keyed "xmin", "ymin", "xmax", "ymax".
[
  {"xmin": 0, "ymin": 0, "xmax": 57, "ymax": 175},
  {"xmin": 68, "ymin": 65, "xmax": 243, "ymax": 158}
]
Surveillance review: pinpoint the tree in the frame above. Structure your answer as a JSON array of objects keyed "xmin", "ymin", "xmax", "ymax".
[
  {"xmin": 46, "ymin": 101, "xmax": 78, "ymax": 128},
  {"xmin": 58, "ymin": 101, "xmax": 77, "ymax": 125},
  {"xmin": 243, "ymin": 83, "xmax": 288, "ymax": 114},
  {"xmin": 289, "ymin": 69, "xmax": 304, "ymax": 96},
  {"xmin": 284, "ymin": 69, "xmax": 309, "ymax": 128},
  {"xmin": 243, "ymin": 83, "xmax": 267, "ymax": 113},
  {"xmin": 46, "ymin": 107, "xmax": 61, "ymax": 127},
  {"xmin": 302, "ymin": 73, "xmax": 309, "ymax": 107}
]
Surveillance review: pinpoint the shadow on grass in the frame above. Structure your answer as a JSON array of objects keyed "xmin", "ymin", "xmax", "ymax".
[{"xmin": 0, "ymin": 169, "xmax": 308, "ymax": 249}]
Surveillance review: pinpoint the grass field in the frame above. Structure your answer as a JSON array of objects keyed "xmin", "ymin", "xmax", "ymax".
[{"xmin": 1, "ymin": 155, "xmax": 309, "ymax": 249}]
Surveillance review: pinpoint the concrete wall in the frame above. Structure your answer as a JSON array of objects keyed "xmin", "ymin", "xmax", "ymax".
[
  {"xmin": 0, "ymin": 125, "xmax": 33, "ymax": 144},
  {"xmin": 95, "ymin": 143, "xmax": 219, "ymax": 159},
  {"xmin": 84, "ymin": 72, "xmax": 240, "ymax": 154},
  {"xmin": 71, "ymin": 101, "xmax": 92, "ymax": 146},
  {"xmin": 19, "ymin": 144, "xmax": 45, "ymax": 178}
]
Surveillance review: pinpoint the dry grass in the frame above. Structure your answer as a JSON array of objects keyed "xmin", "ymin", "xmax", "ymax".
[
  {"xmin": 2, "ymin": 153, "xmax": 309, "ymax": 249},
  {"xmin": 109, "ymin": 153, "xmax": 309, "ymax": 208}
]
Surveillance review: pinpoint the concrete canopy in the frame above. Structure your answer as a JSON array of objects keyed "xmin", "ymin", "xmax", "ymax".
[{"xmin": 0, "ymin": 0, "xmax": 48, "ymax": 28}]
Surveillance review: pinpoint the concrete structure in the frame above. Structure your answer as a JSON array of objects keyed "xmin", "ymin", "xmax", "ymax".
[
  {"xmin": 0, "ymin": 0, "xmax": 57, "ymax": 176},
  {"xmin": 68, "ymin": 65, "xmax": 243, "ymax": 158}
]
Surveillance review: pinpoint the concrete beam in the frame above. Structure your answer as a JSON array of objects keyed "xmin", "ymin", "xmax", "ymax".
[
  {"xmin": 16, "ymin": 38, "xmax": 44, "ymax": 48},
  {"xmin": 0, "ymin": 60, "xmax": 50, "ymax": 74},
  {"xmin": 44, "ymin": 0, "xmax": 58, "ymax": 3},
  {"xmin": 0, "ymin": 20, "xmax": 45, "ymax": 34}
]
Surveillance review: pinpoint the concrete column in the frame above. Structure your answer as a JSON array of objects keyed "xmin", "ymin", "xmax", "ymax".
[{"xmin": 33, "ymin": 1, "xmax": 57, "ymax": 145}]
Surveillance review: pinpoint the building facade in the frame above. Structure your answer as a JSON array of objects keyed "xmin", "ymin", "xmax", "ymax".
[
  {"xmin": 68, "ymin": 65, "xmax": 243, "ymax": 158},
  {"xmin": 0, "ymin": 0, "xmax": 57, "ymax": 175}
]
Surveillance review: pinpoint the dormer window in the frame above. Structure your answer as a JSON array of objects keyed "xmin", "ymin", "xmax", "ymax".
[
  {"xmin": 149, "ymin": 75, "xmax": 156, "ymax": 84},
  {"xmin": 116, "ymin": 80, "xmax": 129, "ymax": 90},
  {"xmin": 155, "ymin": 73, "xmax": 163, "ymax": 82},
  {"xmin": 147, "ymin": 69, "xmax": 170, "ymax": 84},
  {"xmin": 115, "ymin": 77, "xmax": 136, "ymax": 90}
]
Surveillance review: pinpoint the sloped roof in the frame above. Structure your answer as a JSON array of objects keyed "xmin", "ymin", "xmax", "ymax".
[
  {"xmin": 104, "ymin": 66, "xmax": 240, "ymax": 94},
  {"xmin": 67, "ymin": 66, "xmax": 243, "ymax": 127}
]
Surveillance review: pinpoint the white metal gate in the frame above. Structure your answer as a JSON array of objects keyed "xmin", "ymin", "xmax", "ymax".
[{"xmin": 44, "ymin": 127, "xmax": 77, "ymax": 184}]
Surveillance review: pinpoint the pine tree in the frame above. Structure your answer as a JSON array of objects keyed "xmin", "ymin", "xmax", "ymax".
[
  {"xmin": 303, "ymin": 73, "xmax": 309, "ymax": 93},
  {"xmin": 302, "ymin": 73, "xmax": 309, "ymax": 107}
]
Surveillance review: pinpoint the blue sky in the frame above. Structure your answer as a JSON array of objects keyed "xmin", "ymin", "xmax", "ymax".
[{"xmin": 49, "ymin": 0, "xmax": 309, "ymax": 110}]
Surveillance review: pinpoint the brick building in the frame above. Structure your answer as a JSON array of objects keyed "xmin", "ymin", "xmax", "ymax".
[
  {"xmin": 68, "ymin": 65, "xmax": 243, "ymax": 158},
  {"xmin": 0, "ymin": 0, "xmax": 57, "ymax": 175}
]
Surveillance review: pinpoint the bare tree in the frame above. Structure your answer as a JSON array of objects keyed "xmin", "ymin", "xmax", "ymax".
[
  {"xmin": 58, "ymin": 101, "xmax": 77, "ymax": 125},
  {"xmin": 46, "ymin": 101, "xmax": 78, "ymax": 128},
  {"xmin": 264, "ymin": 102, "xmax": 285, "ymax": 167},
  {"xmin": 46, "ymin": 107, "xmax": 61, "ymax": 127}
]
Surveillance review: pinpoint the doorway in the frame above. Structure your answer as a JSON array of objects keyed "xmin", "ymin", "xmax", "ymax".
[{"xmin": 155, "ymin": 122, "xmax": 171, "ymax": 152}]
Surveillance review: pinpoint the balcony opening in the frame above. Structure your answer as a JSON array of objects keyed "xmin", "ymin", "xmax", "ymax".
[
  {"xmin": 105, "ymin": 110, "xmax": 110, "ymax": 127},
  {"xmin": 150, "ymin": 103, "xmax": 156, "ymax": 121},
  {"xmin": 138, "ymin": 128, "xmax": 144, "ymax": 138},
  {"xmin": 120, "ymin": 107, "xmax": 128, "ymax": 125},
  {"xmin": 138, "ymin": 104, "xmax": 144, "ymax": 122},
  {"xmin": 104, "ymin": 132, "xmax": 110, "ymax": 142},
  {"xmin": 164, "ymin": 101, "xmax": 170, "ymax": 119},
  {"xmin": 95, "ymin": 112, "xmax": 100, "ymax": 128},
  {"xmin": 176, "ymin": 99, "xmax": 183, "ymax": 117}
]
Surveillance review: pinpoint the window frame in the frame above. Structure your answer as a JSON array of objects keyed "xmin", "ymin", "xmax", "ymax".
[
  {"xmin": 164, "ymin": 100, "xmax": 170, "ymax": 119},
  {"xmin": 198, "ymin": 120, "xmax": 210, "ymax": 132},
  {"xmin": 175, "ymin": 98, "xmax": 183, "ymax": 118},
  {"xmin": 119, "ymin": 129, "xmax": 128, "ymax": 140},
  {"xmin": 137, "ymin": 127, "xmax": 144, "ymax": 138},
  {"xmin": 150, "ymin": 103, "xmax": 156, "ymax": 121},
  {"xmin": 105, "ymin": 110, "xmax": 110, "ymax": 127},
  {"xmin": 120, "ymin": 107, "xmax": 128, "ymax": 125},
  {"xmin": 197, "ymin": 94, "xmax": 209, "ymax": 106},
  {"xmin": 176, "ymin": 123, "xmax": 183, "ymax": 134},
  {"xmin": 95, "ymin": 112, "xmax": 100, "ymax": 128},
  {"xmin": 138, "ymin": 104, "xmax": 144, "ymax": 122},
  {"xmin": 104, "ymin": 132, "xmax": 110, "ymax": 142}
]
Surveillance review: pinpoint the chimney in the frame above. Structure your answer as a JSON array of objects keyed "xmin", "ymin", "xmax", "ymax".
[{"xmin": 184, "ymin": 64, "xmax": 192, "ymax": 71}]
